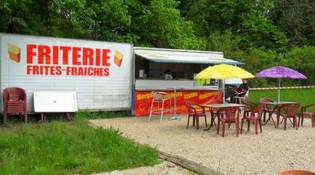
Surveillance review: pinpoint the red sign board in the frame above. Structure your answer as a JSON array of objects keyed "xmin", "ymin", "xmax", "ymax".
[{"xmin": 133, "ymin": 90, "xmax": 222, "ymax": 116}]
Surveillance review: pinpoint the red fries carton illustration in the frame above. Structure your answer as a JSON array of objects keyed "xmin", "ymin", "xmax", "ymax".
[
  {"xmin": 8, "ymin": 43, "xmax": 21, "ymax": 63},
  {"xmin": 114, "ymin": 50, "xmax": 123, "ymax": 67}
]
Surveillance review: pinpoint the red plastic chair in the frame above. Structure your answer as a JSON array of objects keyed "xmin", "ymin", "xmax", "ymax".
[
  {"xmin": 241, "ymin": 98, "xmax": 251, "ymax": 113},
  {"xmin": 260, "ymin": 97, "xmax": 277, "ymax": 126},
  {"xmin": 3, "ymin": 87, "xmax": 27, "ymax": 123},
  {"xmin": 186, "ymin": 101, "xmax": 207, "ymax": 130},
  {"xmin": 208, "ymin": 108, "xmax": 220, "ymax": 130},
  {"xmin": 216, "ymin": 107, "xmax": 240, "ymax": 137},
  {"xmin": 241, "ymin": 105, "xmax": 265, "ymax": 135},
  {"xmin": 278, "ymin": 169, "xmax": 315, "ymax": 175},
  {"xmin": 299, "ymin": 103, "xmax": 315, "ymax": 127},
  {"xmin": 277, "ymin": 103, "xmax": 300, "ymax": 130}
]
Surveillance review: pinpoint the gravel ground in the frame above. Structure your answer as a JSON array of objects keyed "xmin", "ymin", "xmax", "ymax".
[{"xmin": 90, "ymin": 115, "xmax": 315, "ymax": 175}]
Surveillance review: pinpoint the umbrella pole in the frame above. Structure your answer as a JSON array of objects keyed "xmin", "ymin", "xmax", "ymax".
[
  {"xmin": 217, "ymin": 80, "xmax": 220, "ymax": 99},
  {"xmin": 278, "ymin": 79, "xmax": 281, "ymax": 102},
  {"xmin": 223, "ymin": 79, "xmax": 226, "ymax": 104}
]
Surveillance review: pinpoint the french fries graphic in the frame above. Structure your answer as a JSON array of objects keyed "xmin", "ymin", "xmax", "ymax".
[
  {"xmin": 7, "ymin": 43, "xmax": 21, "ymax": 63},
  {"xmin": 114, "ymin": 50, "xmax": 123, "ymax": 67}
]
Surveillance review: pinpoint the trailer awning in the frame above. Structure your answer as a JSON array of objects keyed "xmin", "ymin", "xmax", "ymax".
[{"xmin": 134, "ymin": 47, "xmax": 243, "ymax": 65}]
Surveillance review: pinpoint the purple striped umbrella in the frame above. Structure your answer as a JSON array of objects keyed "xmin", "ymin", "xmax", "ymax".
[{"xmin": 255, "ymin": 66, "xmax": 307, "ymax": 102}]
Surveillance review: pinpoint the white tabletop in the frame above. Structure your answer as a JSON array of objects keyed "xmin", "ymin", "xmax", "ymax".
[
  {"xmin": 201, "ymin": 103, "xmax": 246, "ymax": 108},
  {"xmin": 260, "ymin": 101, "xmax": 298, "ymax": 105}
]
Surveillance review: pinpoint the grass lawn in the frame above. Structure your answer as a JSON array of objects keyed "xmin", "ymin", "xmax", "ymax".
[
  {"xmin": 0, "ymin": 117, "xmax": 159, "ymax": 175},
  {"xmin": 249, "ymin": 88, "xmax": 315, "ymax": 108}
]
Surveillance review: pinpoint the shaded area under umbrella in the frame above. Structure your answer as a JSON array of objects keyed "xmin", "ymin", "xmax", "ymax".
[
  {"xmin": 255, "ymin": 66, "xmax": 307, "ymax": 102},
  {"xmin": 195, "ymin": 64, "xmax": 254, "ymax": 103}
]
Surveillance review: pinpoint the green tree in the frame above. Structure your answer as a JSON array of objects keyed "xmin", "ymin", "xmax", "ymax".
[
  {"xmin": 179, "ymin": 0, "xmax": 254, "ymax": 36},
  {"xmin": 126, "ymin": 0, "xmax": 205, "ymax": 49},
  {"xmin": 49, "ymin": 0, "xmax": 91, "ymax": 38},
  {"xmin": 0, "ymin": 0, "xmax": 133, "ymax": 41},
  {"xmin": 83, "ymin": 0, "xmax": 132, "ymax": 41},
  {"xmin": 239, "ymin": 14, "xmax": 289, "ymax": 52},
  {"xmin": 0, "ymin": 0, "xmax": 37, "ymax": 34},
  {"xmin": 0, "ymin": 0, "xmax": 204, "ymax": 49},
  {"xmin": 284, "ymin": 46, "xmax": 315, "ymax": 85},
  {"xmin": 245, "ymin": 48, "xmax": 283, "ymax": 87},
  {"xmin": 179, "ymin": 0, "xmax": 288, "ymax": 52},
  {"xmin": 0, "ymin": 0, "xmax": 11, "ymax": 32},
  {"xmin": 269, "ymin": 0, "xmax": 315, "ymax": 47},
  {"xmin": 207, "ymin": 31, "xmax": 245, "ymax": 62},
  {"xmin": 46, "ymin": 0, "xmax": 132, "ymax": 41}
]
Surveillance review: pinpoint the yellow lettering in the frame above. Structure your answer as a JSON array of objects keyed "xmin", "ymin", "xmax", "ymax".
[
  {"xmin": 199, "ymin": 92, "xmax": 218, "ymax": 100},
  {"xmin": 137, "ymin": 93, "xmax": 153, "ymax": 100},
  {"xmin": 184, "ymin": 92, "xmax": 198, "ymax": 99},
  {"xmin": 136, "ymin": 94, "xmax": 146, "ymax": 100}
]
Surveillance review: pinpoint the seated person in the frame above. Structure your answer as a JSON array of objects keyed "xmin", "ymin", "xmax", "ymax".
[
  {"xmin": 164, "ymin": 69, "xmax": 173, "ymax": 79},
  {"xmin": 226, "ymin": 79, "xmax": 249, "ymax": 103}
]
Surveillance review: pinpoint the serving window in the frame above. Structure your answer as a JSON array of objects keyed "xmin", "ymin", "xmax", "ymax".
[{"xmin": 136, "ymin": 56, "xmax": 208, "ymax": 80}]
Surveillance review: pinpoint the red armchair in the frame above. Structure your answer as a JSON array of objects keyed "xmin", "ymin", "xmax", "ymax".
[
  {"xmin": 186, "ymin": 101, "xmax": 207, "ymax": 130},
  {"xmin": 299, "ymin": 103, "xmax": 315, "ymax": 127},
  {"xmin": 277, "ymin": 103, "xmax": 300, "ymax": 130},
  {"xmin": 3, "ymin": 87, "xmax": 27, "ymax": 123},
  {"xmin": 260, "ymin": 97, "xmax": 278, "ymax": 126},
  {"xmin": 241, "ymin": 105, "xmax": 265, "ymax": 135},
  {"xmin": 278, "ymin": 169, "xmax": 315, "ymax": 175},
  {"xmin": 216, "ymin": 107, "xmax": 240, "ymax": 137}
]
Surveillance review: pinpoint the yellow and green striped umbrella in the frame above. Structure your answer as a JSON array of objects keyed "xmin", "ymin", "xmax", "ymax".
[
  {"xmin": 195, "ymin": 64, "xmax": 254, "ymax": 80},
  {"xmin": 195, "ymin": 64, "xmax": 254, "ymax": 103}
]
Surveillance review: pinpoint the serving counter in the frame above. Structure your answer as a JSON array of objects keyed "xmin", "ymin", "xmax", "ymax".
[{"xmin": 133, "ymin": 79, "xmax": 222, "ymax": 116}]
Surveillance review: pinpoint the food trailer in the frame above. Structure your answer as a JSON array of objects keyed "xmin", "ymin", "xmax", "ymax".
[
  {"xmin": 132, "ymin": 47, "xmax": 242, "ymax": 116},
  {"xmin": 0, "ymin": 33, "xmax": 242, "ymax": 115},
  {"xmin": 0, "ymin": 33, "xmax": 133, "ymax": 113}
]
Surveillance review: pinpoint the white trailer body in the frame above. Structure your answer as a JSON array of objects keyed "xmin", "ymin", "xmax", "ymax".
[{"xmin": 0, "ymin": 33, "xmax": 133, "ymax": 112}]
